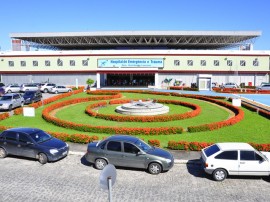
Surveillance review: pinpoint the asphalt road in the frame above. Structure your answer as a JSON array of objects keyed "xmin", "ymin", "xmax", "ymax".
[{"xmin": 0, "ymin": 153, "xmax": 270, "ymax": 202}]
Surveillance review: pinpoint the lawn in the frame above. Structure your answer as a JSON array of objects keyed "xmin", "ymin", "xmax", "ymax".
[{"xmin": 0, "ymin": 91, "xmax": 269, "ymax": 147}]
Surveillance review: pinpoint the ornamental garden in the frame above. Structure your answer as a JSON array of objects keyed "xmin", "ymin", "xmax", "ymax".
[{"xmin": 0, "ymin": 88, "xmax": 269, "ymax": 151}]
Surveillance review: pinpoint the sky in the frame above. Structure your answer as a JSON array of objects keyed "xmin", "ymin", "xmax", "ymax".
[{"xmin": 1, "ymin": 0, "xmax": 270, "ymax": 51}]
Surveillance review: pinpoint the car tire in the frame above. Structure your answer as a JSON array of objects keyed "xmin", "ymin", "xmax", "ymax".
[
  {"xmin": 95, "ymin": 158, "xmax": 107, "ymax": 170},
  {"xmin": 68, "ymin": 90, "xmax": 71, "ymax": 92},
  {"xmin": 44, "ymin": 88, "xmax": 48, "ymax": 93},
  {"xmin": 8, "ymin": 90, "xmax": 12, "ymax": 93},
  {"xmin": 213, "ymin": 168, "xmax": 227, "ymax": 181},
  {"xmin": 8, "ymin": 105, "xmax": 12, "ymax": 111},
  {"xmin": 0, "ymin": 147, "xmax": 7, "ymax": 158},
  {"xmin": 38, "ymin": 153, "xmax": 48, "ymax": 164},
  {"xmin": 148, "ymin": 162, "xmax": 162, "ymax": 175},
  {"xmin": 21, "ymin": 102, "xmax": 24, "ymax": 107},
  {"xmin": 55, "ymin": 90, "xmax": 58, "ymax": 94}
]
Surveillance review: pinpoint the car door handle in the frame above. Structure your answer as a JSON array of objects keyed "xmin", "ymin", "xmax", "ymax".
[{"xmin": 240, "ymin": 162, "xmax": 245, "ymax": 164}]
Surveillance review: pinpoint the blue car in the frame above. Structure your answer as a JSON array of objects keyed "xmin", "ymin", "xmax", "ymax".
[{"xmin": 0, "ymin": 128, "xmax": 69, "ymax": 164}]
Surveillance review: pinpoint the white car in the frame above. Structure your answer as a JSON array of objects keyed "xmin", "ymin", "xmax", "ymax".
[
  {"xmin": 201, "ymin": 143, "xmax": 270, "ymax": 181},
  {"xmin": 221, "ymin": 82, "xmax": 238, "ymax": 89},
  {"xmin": 20, "ymin": 83, "xmax": 39, "ymax": 92},
  {"xmin": 49, "ymin": 85, "xmax": 72, "ymax": 94},
  {"xmin": 4, "ymin": 84, "xmax": 21, "ymax": 93},
  {"xmin": 0, "ymin": 93, "xmax": 24, "ymax": 111},
  {"xmin": 39, "ymin": 83, "xmax": 56, "ymax": 93}
]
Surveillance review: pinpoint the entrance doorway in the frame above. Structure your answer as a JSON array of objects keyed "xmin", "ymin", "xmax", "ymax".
[{"xmin": 105, "ymin": 73, "xmax": 154, "ymax": 87}]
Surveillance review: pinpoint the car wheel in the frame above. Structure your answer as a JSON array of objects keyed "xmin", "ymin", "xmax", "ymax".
[
  {"xmin": 95, "ymin": 158, "xmax": 107, "ymax": 170},
  {"xmin": 0, "ymin": 147, "xmax": 7, "ymax": 158},
  {"xmin": 55, "ymin": 90, "xmax": 58, "ymax": 94},
  {"xmin": 8, "ymin": 90, "xmax": 12, "ymax": 93},
  {"xmin": 21, "ymin": 102, "xmax": 24, "ymax": 107},
  {"xmin": 44, "ymin": 88, "xmax": 48, "ymax": 93},
  {"xmin": 8, "ymin": 105, "xmax": 12, "ymax": 111},
  {"xmin": 68, "ymin": 89, "xmax": 71, "ymax": 92},
  {"xmin": 38, "ymin": 153, "xmax": 48, "ymax": 164},
  {"xmin": 148, "ymin": 162, "xmax": 162, "ymax": 175},
  {"xmin": 213, "ymin": 168, "xmax": 227, "ymax": 181}
]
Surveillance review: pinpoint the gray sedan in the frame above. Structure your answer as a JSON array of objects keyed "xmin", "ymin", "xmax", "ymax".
[
  {"xmin": 85, "ymin": 135, "xmax": 174, "ymax": 174},
  {"xmin": 49, "ymin": 85, "xmax": 72, "ymax": 94},
  {"xmin": 0, "ymin": 93, "xmax": 24, "ymax": 111}
]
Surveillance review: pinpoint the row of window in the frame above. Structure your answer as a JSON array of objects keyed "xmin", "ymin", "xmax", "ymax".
[
  {"xmin": 8, "ymin": 59, "xmax": 89, "ymax": 67},
  {"xmin": 174, "ymin": 59, "xmax": 259, "ymax": 67},
  {"xmin": 214, "ymin": 150, "xmax": 263, "ymax": 161}
]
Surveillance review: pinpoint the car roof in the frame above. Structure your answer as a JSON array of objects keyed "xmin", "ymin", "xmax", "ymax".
[
  {"xmin": 216, "ymin": 143, "xmax": 254, "ymax": 151},
  {"xmin": 5, "ymin": 127, "xmax": 42, "ymax": 134},
  {"xmin": 106, "ymin": 135, "xmax": 140, "ymax": 143}
]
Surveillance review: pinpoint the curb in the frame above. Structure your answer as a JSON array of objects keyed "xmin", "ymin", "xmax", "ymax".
[{"xmin": 69, "ymin": 151, "xmax": 201, "ymax": 165}]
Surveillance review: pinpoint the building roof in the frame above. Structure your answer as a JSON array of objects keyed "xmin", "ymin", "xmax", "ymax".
[{"xmin": 10, "ymin": 31, "xmax": 261, "ymax": 50}]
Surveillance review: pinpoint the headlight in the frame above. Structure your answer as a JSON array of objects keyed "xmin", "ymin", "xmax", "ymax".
[
  {"xmin": 66, "ymin": 142, "xmax": 69, "ymax": 147},
  {"xmin": 165, "ymin": 159, "xmax": 172, "ymax": 163},
  {"xmin": 3, "ymin": 103, "xmax": 9, "ymax": 107},
  {"xmin": 50, "ymin": 149, "xmax": 58, "ymax": 155}
]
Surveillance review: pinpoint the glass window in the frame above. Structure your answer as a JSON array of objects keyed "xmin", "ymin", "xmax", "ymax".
[
  {"xmin": 8, "ymin": 61, "xmax": 14, "ymax": 67},
  {"xmin": 204, "ymin": 144, "xmax": 220, "ymax": 157},
  {"xmin": 107, "ymin": 141, "xmax": 121, "ymax": 152},
  {"xmin": 33, "ymin": 61, "xmax": 38, "ymax": 66},
  {"xmin": 124, "ymin": 143, "xmax": 140, "ymax": 154},
  {"xmin": 214, "ymin": 60, "xmax": 219, "ymax": 66},
  {"xmin": 201, "ymin": 60, "xmax": 206, "ymax": 66},
  {"xmin": 215, "ymin": 151, "xmax": 238, "ymax": 160},
  {"xmin": 57, "ymin": 59, "xmax": 63, "ymax": 66},
  {"xmin": 21, "ymin": 61, "xmax": 26, "ymax": 67},
  {"xmin": 240, "ymin": 151, "xmax": 262, "ymax": 161},
  {"xmin": 45, "ymin": 60, "xmax": 51, "ymax": 66},
  {"xmin": 253, "ymin": 59, "xmax": 259, "ymax": 66},
  {"xmin": 174, "ymin": 60, "xmax": 180, "ymax": 66},
  {"xmin": 227, "ymin": 60, "xmax": 233, "ymax": 66},
  {"xmin": 19, "ymin": 133, "xmax": 31, "ymax": 143},
  {"xmin": 187, "ymin": 60, "xmax": 193, "ymax": 66},
  {"xmin": 82, "ymin": 60, "xmax": 88, "ymax": 66},
  {"xmin": 70, "ymin": 60, "xmax": 75, "ymax": 66},
  {"xmin": 240, "ymin": 60, "xmax": 246, "ymax": 66},
  {"xmin": 29, "ymin": 130, "xmax": 52, "ymax": 143},
  {"xmin": 4, "ymin": 131, "xmax": 17, "ymax": 141}
]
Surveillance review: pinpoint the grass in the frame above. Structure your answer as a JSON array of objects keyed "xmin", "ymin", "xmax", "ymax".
[{"xmin": 0, "ymin": 92, "xmax": 269, "ymax": 147}]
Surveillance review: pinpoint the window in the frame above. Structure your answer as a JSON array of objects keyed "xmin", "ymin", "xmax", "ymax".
[
  {"xmin": 45, "ymin": 60, "xmax": 51, "ymax": 66},
  {"xmin": 253, "ymin": 59, "xmax": 259, "ymax": 66},
  {"xmin": 174, "ymin": 60, "xmax": 180, "ymax": 66},
  {"xmin": 33, "ymin": 61, "xmax": 38, "ymax": 66},
  {"xmin": 21, "ymin": 61, "xmax": 26, "ymax": 67},
  {"xmin": 19, "ymin": 134, "xmax": 31, "ymax": 143},
  {"xmin": 57, "ymin": 59, "xmax": 63, "ymax": 66},
  {"xmin": 82, "ymin": 60, "xmax": 88, "ymax": 66},
  {"xmin": 107, "ymin": 141, "xmax": 121, "ymax": 152},
  {"xmin": 70, "ymin": 60, "xmax": 75, "ymax": 66},
  {"xmin": 187, "ymin": 60, "xmax": 193, "ymax": 66},
  {"xmin": 214, "ymin": 60, "xmax": 219, "ymax": 66},
  {"xmin": 227, "ymin": 60, "xmax": 233, "ymax": 66},
  {"xmin": 8, "ymin": 61, "xmax": 14, "ymax": 67},
  {"xmin": 204, "ymin": 144, "xmax": 220, "ymax": 157},
  {"xmin": 240, "ymin": 151, "xmax": 263, "ymax": 161},
  {"xmin": 124, "ymin": 143, "xmax": 140, "ymax": 154},
  {"xmin": 215, "ymin": 151, "xmax": 238, "ymax": 160},
  {"xmin": 240, "ymin": 60, "xmax": 246, "ymax": 66},
  {"xmin": 201, "ymin": 60, "xmax": 206, "ymax": 66},
  {"xmin": 4, "ymin": 132, "xmax": 17, "ymax": 141}
]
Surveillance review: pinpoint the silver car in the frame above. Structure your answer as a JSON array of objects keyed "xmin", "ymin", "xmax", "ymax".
[
  {"xmin": 85, "ymin": 135, "xmax": 174, "ymax": 174},
  {"xmin": 256, "ymin": 84, "xmax": 270, "ymax": 90},
  {"xmin": 20, "ymin": 83, "xmax": 39, "ymax": 92},
  {"xmin": 49, "ymin": 85, "xmax": 72, "ymax": 94},
  {"xmin": 4, "ymin": 84, "xmax": 21, "ymax": 93},
  {"xmin": 0, "ymin": 93, "xmax": 24, "ymax": 111},
  {"xmin": 221, "ymin": 82, "xmax": 238, "ymax": 89}
]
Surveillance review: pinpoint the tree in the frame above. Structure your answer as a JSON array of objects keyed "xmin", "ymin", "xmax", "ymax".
[{"xmin": 86, "ymin": 78, "xmax": 95, "ymax": 90}]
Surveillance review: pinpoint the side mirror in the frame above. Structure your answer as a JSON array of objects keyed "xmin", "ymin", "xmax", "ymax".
[{"xmin": 137, "ymin": 151, "xmax": 146, "ymax": 155}]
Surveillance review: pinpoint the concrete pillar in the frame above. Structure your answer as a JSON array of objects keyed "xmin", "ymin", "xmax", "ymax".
[
  {"xmin": 96, "ymin": 73, "xmax": 100, "ymax": 89},
  {"xmin": 155, "ymin": 73, "xmax": 159, "ymax": 89}
]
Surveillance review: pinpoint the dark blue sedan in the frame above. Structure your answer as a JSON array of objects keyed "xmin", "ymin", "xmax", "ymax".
[{"xmin": 0, "ymin": 128, "xmax": 69, "ymax": 164}]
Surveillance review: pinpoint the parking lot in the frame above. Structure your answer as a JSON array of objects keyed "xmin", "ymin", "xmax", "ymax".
[{"xmin": 0, "ymin": 154, "xmax": 269, "ymax": 202}]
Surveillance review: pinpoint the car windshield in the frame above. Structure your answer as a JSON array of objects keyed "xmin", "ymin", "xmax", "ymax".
[
  {"xmin": 29, "ymin": 130, "xmax": 52, "ymax": 143},
  {"xmin": 258, "ymin": 150, "xmax": 269, "ymax": 161},
  {"xmin": 134, "ymin": 139, "xmax": 152, "ymax": 152},
  {"xmin": 0, "ymin": 96, "xmax": 12, "ymax": 101},
  {"xmin": 24, "ymin": 91, "xmax": 35, "ymax": 96}
]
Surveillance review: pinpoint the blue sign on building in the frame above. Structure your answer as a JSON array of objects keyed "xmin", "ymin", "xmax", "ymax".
[{"xmin": 98, "ymin": 59, "xmax": 164, "ymax": 68}]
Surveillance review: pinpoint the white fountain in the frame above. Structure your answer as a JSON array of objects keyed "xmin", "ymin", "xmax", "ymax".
[{"xmin": 115, "ymin": 99, "xmax": 169, "ymax": 116}]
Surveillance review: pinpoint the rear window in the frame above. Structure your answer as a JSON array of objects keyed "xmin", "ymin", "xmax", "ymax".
[{"xmin": 204, "ymin": 144, "xmax": 220, "ymax": 157}]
